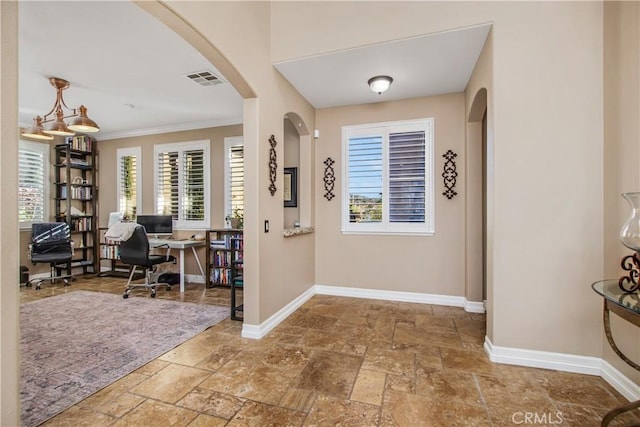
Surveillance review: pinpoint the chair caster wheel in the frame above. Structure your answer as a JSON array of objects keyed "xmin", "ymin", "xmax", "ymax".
[
  {"xmin": 123, "ymin": 293, "xmax": 129, "ymax": 299},
  {"xmin": 150, "ymin": 292, "xmax": 156, "ymax": 298}
]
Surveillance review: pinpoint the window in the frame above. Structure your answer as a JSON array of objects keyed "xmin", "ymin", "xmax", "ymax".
[
  {"xmin": 342, "ymin": 118, "xmax": 434, "ymax": 235},
  {"xmin": 19, "ymin": 140, "xmax": 50, "ymax": 228},
  {"xmin": 154, "ymin": 140, "xmax": 210, "ymax": 229},
  {"xmin": 117, "ymin": 147, "xmax": 141, "ymax": 220},
  {"xmin": 224, "ymin": 136, "xmax": 244, "ymax": 220}
]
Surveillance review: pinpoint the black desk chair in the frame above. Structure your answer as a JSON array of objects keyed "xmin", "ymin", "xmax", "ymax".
[
  {"xmin": 119, "ymin": 226, "xmax": 176, "ymax": 298},
  {"xmin": 26, "ymin": 222, "xmax": 73, "ymax": 290}
]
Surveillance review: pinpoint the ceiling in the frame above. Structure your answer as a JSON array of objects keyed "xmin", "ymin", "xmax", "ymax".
[{"xmin": 19, "ymin": 2, "xmax": 491, "ymax": 141}]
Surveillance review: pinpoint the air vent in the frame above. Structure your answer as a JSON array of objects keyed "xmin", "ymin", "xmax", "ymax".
[{"xmin": 186, "ymin": 71, "xmax": 224, "ymax": 87}]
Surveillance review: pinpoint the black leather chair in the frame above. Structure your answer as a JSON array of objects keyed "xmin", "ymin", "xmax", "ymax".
[
  {"xmin": 26, "ymin": 222, "xmax": 73, "ymax": 290},
  {"xmin": 119, "ymin": 225, "xmax": 176, "ymax": 298}
]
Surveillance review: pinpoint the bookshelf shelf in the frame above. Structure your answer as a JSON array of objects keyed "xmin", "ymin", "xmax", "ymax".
[{"xmin": 205, "ymin": 229, "xmax": 243, "ymax": 288}]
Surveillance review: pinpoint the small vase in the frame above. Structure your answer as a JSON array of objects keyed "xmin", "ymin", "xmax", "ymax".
[{"xmin": 621, "ymin": 192, "xmax": 640, "ymax": 252}]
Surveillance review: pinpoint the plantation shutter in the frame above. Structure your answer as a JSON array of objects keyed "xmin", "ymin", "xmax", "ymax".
[
  {"xmin": 119, "ymin": 154, "xmax": 138, "ymax": 218},
  {"xmin": 388, "ymin": 130, "xmax": 426, "ymax": 223},
  {"xmin": 228, "ymin": 145, "xmax": 244, "ymax": 218},
  {"xmin": 156, "ymin": 150, "xmax": 179, "ymax": 218},
  {"xmin": 182, "ymin": 149, "xmax": 205, "ymax": 221},
  {"xmin": 18, "ymin": 147, "xmax": 46, "ymax": 223},
  {"xmin": 348, "ymin": 135, "xmax": 383, "ymax": 223}
]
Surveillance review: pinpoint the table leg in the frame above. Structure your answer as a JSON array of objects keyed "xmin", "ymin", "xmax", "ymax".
[
  {"xmin": 179, "ymin": 248, "xmax": 185, "ymax": 293},
  {"xmin": 601, "ymin": 399, "xmax": 640, "ymax": 426},
  {"xmin": 190, "ymin": 246, "xmax": 206, "ymax": 283}
]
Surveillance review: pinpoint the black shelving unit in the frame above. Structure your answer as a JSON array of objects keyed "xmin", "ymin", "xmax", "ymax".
[
  {"xmin": 53, "ymin": 136, "xmax": 97, "ymax": 276},
  {"xmin": 205, "ymin": 229, "xmax": 243, "ymax": 287}
]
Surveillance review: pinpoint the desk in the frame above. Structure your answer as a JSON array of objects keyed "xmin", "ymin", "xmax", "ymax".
[
  {"xmin": 149, "ymin": 238, "xmax": 206, "ymax": 293},
  {"xmin": 592, "ymin": 279, "xmax": 640, "ymax": 426}
]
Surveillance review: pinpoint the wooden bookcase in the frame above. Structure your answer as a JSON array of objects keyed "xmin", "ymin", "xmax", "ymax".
[
  {"xmin": 53, "ymin": 136, "xmax": 97, "ymax": 275},
  {"xmin": 205, "ymin": 229, "xmax": 243, "ymax": 287}
]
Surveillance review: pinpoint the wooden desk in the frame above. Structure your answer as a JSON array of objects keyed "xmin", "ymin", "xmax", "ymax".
[
  {"xmin": 592, "ymin": 279, "xmax": 640, "ymax": 426},
  {"xmin": 149, "ymin": 238, "xmax": 205, "ymax": 293}
]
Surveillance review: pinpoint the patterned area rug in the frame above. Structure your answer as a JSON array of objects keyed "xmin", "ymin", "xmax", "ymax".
[{"xmin": 20, "ymin": 291, "xmax": 228, "ymax": 427}]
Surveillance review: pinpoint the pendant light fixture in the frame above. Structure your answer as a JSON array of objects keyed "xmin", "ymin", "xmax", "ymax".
[
  {"xmin": 368, "ymin": 75, "xmax": 393, "ymax": 95},
  {"xmin": 22, "ymin": 77, "xmax": 100, "ymax": 141}
]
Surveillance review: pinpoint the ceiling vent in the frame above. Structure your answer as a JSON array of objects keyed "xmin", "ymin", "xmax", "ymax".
[{"xmin": 186, "ymin": 71, "xmax": 224, "ymax": 87}]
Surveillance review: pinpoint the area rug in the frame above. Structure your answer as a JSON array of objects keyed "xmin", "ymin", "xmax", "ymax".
[{"xmin": 20, "ymin": 291, "xmax": 228, "ymax": 427}]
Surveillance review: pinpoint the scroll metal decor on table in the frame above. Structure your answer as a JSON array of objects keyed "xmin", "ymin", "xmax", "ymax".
[
  {"xmin": 268, "ymin": 135, "xmax": 277, "ymax": 196},
  {"xmin": 323, "ymin": 157, "xmax": 336, "ymax": 201},
  {"xmin": 442, "ymin": 149, "xmax": 458, "ymax": 199}
]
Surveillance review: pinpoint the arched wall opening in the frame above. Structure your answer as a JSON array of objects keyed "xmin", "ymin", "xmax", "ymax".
[
  {"xmin": 283, "ymin": 112, "xmax": 312, "ymax": 230},
  {"xmin": 466, "ymin": 88, "xmax": 488, "ymax": 308}
]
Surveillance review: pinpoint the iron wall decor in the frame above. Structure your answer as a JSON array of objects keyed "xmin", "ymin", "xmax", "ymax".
[
  {"xmin": 442, "ymin": 150, "xmax": 458, "ymax": 199},
  {"xmin": 323, "ymin": 157, "xmax": 336, "ymax": 201},
  {"xmin": 268, "ymin": 135, "xmax": 277, "ymax": 196}
]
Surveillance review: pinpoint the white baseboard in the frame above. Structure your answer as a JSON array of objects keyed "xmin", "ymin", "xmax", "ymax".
[
  {"xmin": 241, "ymin": 286, "xmax": 316, "ymax": 339},
  {"xmin": 185, "ymin": 273, "xmax": 205, "ymax": 284},
  {"xmin": 242, "ymin": 284, "xmax": 484, "ymax": 339},
  {"xmin": 484, "ymin": 336, "xmax": 640, "ymax": 402}
]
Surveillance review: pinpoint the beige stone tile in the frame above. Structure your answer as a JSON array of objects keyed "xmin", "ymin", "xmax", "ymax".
[
  {"xmin": 530, "ymin": 370, "xmax": 623, "ymax": 409},
  {"xmin": 280, "ymin": 312, "xmax": 339, "ymax": 330},
  {"xmin": 304, "ymin": 394, "xmax": 380, "ymax": 427},
  {"xmin": 361, "ymin": 342, "xmax": 415, "ymax": 376},
  {"xmin": 380, "ymin": 390, "xmax": 491, "ymax": 427},
  {"xmin": 555, "ymin": 401, "xmax": 640, "ymax": 426},
  {"xmin": 386, "ymin": 374, "xmax": 416, "ymax": 394},
  {"xmin": 134, "ymin": 359, "xmax": 171, "ymax": 376},
  {"xmin": 227, "ymin": 400, "xmax": 306, "ymax": 426},
  {"xmin": 350, "ymin": 369, "xmax": 386, "ymax": 406},
  {"xmin": 187, "ymin": 413, "xmax": 228, "ymax": 427},
  {"xmin": 176, "ymin": 387, "xmax": 245, "ymax": 419},
  {"xmin": 294, "ymin": 350, "xmax": 362, "ymax": 399},
  {"xmin": 159, "ymin": 334, "xmax": 223, "ymax": 366},
  {"xmin": 440, "ymin": 346, "xmax": 496, "ymax": 375},
  {"xmin": 395, "ymin": 322, "xmax": 463, "ymax": 350},
  {"xmin": 77, "ymin": 373, "xmax": 147, "ymax": 416},
  {"xmin": 41, "ymin": 406, "xmax": 115, "ymax": 427},
  {"xmin": 131, "ymin": 364, "xmax": 211, "ymax": 404},
  {"xmin": 111, "ymin": 399, "xmax": 198, "ymax": 427},
  {"xmin": 279, "ymin": 388, "xmax": 317, "ymax": 412},
  {"xmin": 195, "ymin": 345, "xmax": 242, "ymax": 371},
  {"xmin": 415, "ymin": 370, "xmax": 483, "ymax": 405}
]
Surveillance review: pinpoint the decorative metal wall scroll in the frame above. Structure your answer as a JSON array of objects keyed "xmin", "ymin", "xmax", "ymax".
[
  {"xmin": 323, "ymin": 157, "xmax": 336, "ymax": 201},
  {"xmin": 442, "ymin": 150, "xmax": 458, "ymax": 199},
  {"xmin": 268, "ymin": 135, "xmax": 277, "ymax": 196},
  {"xmin": 619, "ymin": 252, "xmax": 640, "ymax": 292}
]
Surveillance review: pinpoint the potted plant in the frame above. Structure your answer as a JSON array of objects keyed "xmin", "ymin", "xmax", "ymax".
[{"xmin": 225, "ymin": 209, "xmax": 243, "ymax": 229}]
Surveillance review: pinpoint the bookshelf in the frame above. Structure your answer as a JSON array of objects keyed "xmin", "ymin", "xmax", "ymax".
[
  {"xmin": 53, "ymin": 135, "xmax": 97, "ymax": 275},
  {"xmin": 206, "ymin": 229, "xmax": 243, "ymax": 287}
]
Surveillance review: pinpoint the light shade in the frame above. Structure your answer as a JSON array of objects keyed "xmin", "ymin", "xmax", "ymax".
[
  {"xmin": 68, "ymin": 105, "xmax": 100, "ymax": 133},
  {"xmin": 368, "ymin": 75, "xmax": 393, "ymax": 95},
  {"xmin": 22, "ymin": 116, "xmax": 54, "ymax": 141},
  {"xmin": 43, "ymin": 110, "xmax": 74, "ymax": 136}
]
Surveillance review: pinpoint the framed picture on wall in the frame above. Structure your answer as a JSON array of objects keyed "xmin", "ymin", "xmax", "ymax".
[{"xmin": 284, "ymin": 167, "xmax": 298, "ymax": 207}]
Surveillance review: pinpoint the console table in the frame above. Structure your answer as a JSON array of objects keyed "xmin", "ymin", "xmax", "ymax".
[{"xmin": 592, "ymin": 279, "xmax": 640, "ymax": 426}]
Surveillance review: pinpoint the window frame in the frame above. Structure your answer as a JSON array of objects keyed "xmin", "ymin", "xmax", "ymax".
[
  {"xmin": 153, "ymin": 139, "xmax": 210, "ymax": 230},
  {"xmin": 19, "ymin": 139, "xmax": 50, "ymax": 229},
  {"xmin": 116, "ymin": 146, "xmax": 142, "ymax": 220},
  {"xmin": 224, "ymin": 136, "xmax": 244, "ymax": 221},
  {"xmin": 341, "ymin": 118, "xmax": 434, "ymax": 236}
]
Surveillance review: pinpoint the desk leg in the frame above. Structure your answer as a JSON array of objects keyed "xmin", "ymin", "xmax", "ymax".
[
  {"xmin": 190, "ymin": 246, "xmax": 206, "ymax": 283},
  {"xmin": 178, "ymin": 248, "xmax": 185, "ymax": 293}
]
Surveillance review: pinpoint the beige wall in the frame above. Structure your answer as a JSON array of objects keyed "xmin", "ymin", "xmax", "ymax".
[
  {"xmin": 603, "ymin": 1, "xmax": 640, "ymax": 383},
  {"xmin": 1, "ymin": 1, "xmax": 19, "ymax": 423},
  {"xmin": 315, "ymin": 94, "xmax": 467, "ymax": 295}
]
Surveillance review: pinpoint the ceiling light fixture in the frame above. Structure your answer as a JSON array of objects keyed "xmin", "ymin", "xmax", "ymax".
[
  {"xmin": 22, "ymin": 77, "xmax": 100, "ymax": 141},
  {"xmin": 368, "ymin": 75, "xmax": 393, "ymax": 95}
]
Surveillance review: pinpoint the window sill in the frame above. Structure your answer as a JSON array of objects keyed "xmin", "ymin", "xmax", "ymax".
[{"xmin": 283, "ymin": 226, "xmax": 314, "ymax": 238}]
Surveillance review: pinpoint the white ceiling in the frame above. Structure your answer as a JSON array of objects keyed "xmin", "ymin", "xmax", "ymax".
[{"xmin": 19, "ymin": 2, "xmax": 491, "ymax": 140}]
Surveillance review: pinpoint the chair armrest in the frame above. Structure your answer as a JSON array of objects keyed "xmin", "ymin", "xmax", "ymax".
[{"xmin": 152, "ymin": 243, "xmax": 170, "ymax": 249}]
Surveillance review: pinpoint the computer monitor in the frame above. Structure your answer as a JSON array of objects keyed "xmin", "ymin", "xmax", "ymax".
[{"xmin": 136, "ymin": 215, "xmax": 173, "ymax": 237}]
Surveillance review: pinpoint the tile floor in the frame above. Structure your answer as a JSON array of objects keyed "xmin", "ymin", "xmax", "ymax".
[{"xmin": 20, "ymin": 275, "xmax": 637, "ymax": 426}]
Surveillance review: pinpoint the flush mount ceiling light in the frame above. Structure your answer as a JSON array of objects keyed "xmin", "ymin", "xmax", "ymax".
[
  {"xmin": 22, "ymin": 77, "xmax": 100, "ymax": 141},
  {"xmin": 368, "ymin": 75, "xmax": 393, "ymax": 95}
]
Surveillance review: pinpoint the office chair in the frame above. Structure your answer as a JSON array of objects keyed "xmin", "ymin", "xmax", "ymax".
[
  {"xmin": 26, "ymin": 222, "xmax": 74, "ymax": 290},
  {"xmin": 119, "ymin": 225, "xmax": 176, "ymax": 298}
]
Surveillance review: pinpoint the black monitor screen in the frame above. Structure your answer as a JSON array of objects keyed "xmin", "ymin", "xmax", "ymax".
[{"xmin": 136, "ymin": 215, "xmax": 173, "ymax": 236}]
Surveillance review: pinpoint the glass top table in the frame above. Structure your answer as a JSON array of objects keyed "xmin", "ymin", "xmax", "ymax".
[
  {"xmin": 592, "ymin": 279, "xmax": 640, "ymax": 315},
  {"xmin": 592, "ymin": 279, "xmax": 640, "ymax": 426}
]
